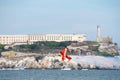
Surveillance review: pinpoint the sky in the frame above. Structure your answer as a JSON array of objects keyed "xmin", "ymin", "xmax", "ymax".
[{"xmin": 0, "ymin": 0, "xmax": 120, "ymax": 47}]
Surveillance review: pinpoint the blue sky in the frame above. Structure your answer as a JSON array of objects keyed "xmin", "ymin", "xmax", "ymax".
[{"xmin": 0, "ymin": 0, "xmax": 120, "ymax": 46}]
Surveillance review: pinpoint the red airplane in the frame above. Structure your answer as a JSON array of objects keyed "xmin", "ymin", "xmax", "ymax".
[{"xmin": 60, "ymin": 48, "xmax": 72, "ymax": 61}]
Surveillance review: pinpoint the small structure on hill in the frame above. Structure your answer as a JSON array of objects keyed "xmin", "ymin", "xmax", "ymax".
[
  {"xmin": 97, "ymin": 25, "xmax": 112, "ymax": 43},
  {"xmin": 96, "ymin": 25, "xmax": 118, "ymax": 54}
]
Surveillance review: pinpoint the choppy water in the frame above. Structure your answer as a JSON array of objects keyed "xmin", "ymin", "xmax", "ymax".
[{"xmin": 0, "ymin": 69, "xmax": 120, "ymax": 80}]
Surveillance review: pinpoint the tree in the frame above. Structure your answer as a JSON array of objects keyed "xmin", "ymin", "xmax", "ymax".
[{"xmin": 0, "ymin": 44, "xmax": 5, "ymax": 50}]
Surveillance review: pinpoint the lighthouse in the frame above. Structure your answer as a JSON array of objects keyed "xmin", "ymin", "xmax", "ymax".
[
  {"xmin": 96, "ymin": 25, "xmax": 112, "ymax": 43},
  {"xmin": 97, "ymin": 25, "xmax": 101, "ymax": 42}
]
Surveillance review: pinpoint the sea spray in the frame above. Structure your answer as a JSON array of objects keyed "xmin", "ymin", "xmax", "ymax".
[{"xmin": 71, "ymin": 55, "xmax": 120, "ymax": 69}]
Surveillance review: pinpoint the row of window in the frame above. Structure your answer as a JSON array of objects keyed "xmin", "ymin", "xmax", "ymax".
[
  {"xmin": 0, "ymin": 39, "xmax": 27, "ymax": 42},
  {"xmin": 29, "ymin": 36, "xmax": 72, "ymax": 41},
  {"xmin": 0, "ymin": 37, "xmax": 27, "ymax": 44},
  {"xmin": 0, "ymin": 36, "xmax": 27, "ymax": 39}
]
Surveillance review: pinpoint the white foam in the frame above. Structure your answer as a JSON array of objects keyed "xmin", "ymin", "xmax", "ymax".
[{"xmin": 71, "ymin": 55, "xmax": 120, "ymax": 69}]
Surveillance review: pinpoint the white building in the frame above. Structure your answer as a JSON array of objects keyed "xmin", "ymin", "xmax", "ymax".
[
  {"xmin": 0, "ymin": 35, "xmax": 28, "ymax": 45},
  {"xmin": 0, "ymin": 34, "xmax": 86, "ymax": 45}
]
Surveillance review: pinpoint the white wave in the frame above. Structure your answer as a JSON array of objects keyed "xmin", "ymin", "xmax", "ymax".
[{"xmin": 71, "ymin": 55, "xmax": 120, "ymax": 69}]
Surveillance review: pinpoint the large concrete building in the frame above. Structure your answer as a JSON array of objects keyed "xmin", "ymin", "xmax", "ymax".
[{"xmin": 0, "ymin": 34, "xmax": 86, "ymax": 45}]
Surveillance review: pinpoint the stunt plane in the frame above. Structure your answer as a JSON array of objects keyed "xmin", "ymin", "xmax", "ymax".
[{"xmin": 60, "ymin": 48, "xmax": 72, "ymax": 61}]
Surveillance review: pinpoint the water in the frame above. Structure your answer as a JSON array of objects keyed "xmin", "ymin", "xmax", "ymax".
[{"xmin": 0, "ymin": 69, "xmax": 120, "ymax": 80}]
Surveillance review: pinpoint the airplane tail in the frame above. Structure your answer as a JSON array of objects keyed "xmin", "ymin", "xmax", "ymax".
[
  {"xmin": 60, "ymin": 48, "xmax": 72, "ymax": 61},
  {"xmin": 66, "ymin": 55, "xmax": 72, "ymax": 61}
]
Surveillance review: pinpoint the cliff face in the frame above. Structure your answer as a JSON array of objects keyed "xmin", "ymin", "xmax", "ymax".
[
  {"xmin": 67, "ymin": 41, "xmax": 119, "ymax": 56},
  {"xmin": 98, "ymin": 43, "xmax": 118, "ymax": 54},
  {"xmin": 1, "ymin": 41, "xmax": 118, "ymax": 56}
]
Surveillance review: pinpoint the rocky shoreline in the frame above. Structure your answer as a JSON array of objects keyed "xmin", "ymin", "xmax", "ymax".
[{"xmin": 0, "ymin": 54, "xmax": 120, "ymax": 70}]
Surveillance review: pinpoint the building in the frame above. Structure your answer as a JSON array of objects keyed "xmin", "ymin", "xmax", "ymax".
[
  {"xmin": 0, "ymin": 34, "xmax": 86, "ymax": 45},
  {"xmin": 97, "ymin": 25, "xmax": 112, "ymax": 43},
  {"xmin": 0, "ymin": 35, "xmax": 28, "ymax": 45}
]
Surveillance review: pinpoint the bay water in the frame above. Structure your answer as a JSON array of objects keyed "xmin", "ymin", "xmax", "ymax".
[{"xmin": 0, "ymin": 69, "xmax": 120, "ymax": 80}]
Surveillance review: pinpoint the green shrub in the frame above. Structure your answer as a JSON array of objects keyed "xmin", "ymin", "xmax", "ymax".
[
  {"xmin": 18, "ymin": 41, "xmax": 72, "ymax": 53},
  {"xmin": 0, "ymin": 44, "xmax": 5, "ymax": 50},
  {"xmin": 96, "ymin": 52, "xmax": 114, "ymax": 57}
]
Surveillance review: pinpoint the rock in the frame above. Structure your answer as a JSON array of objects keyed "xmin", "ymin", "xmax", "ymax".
[
  {"xmin": 0, "ymin": 55, "xmax": 120, "ymax": 70},
  {"xmin": 98, "ymin": 43, "xmax": 118, "ymax": 54},
  {"xmin": 89, "ymin": 64, "xmax": 96, "ymax": 69}
]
